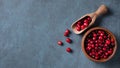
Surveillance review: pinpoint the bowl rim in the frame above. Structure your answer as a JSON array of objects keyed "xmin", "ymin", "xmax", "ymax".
[{"xmin": 81, "ymin": 27, "xmax": 117, "ymax": 62}]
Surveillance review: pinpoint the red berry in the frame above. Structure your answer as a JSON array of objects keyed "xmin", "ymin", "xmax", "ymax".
[
  {"xmin": 105, "ymin": 52, "xmax": 109, "ymax": 56},
  {"xmin": 111, "ymin": 38, "xmax": 114, "ymax": 43},
  {"xmin": 86, "ymin": 46, "xmax": 91, "ymax": 50},
  {"xmin": 76, "ymin": 26, "xmax": 81, "ymax": 31},
  {"xmin": 108, "ymin": 50, "xmax": 113, "ymax": 55},
  {"xmin": 95, "ymin": 56, "xmax": 99, "ymax": 60},
  {"xmin": 66, "ymin": 38, "xmax": 72, "ymax": 43},
  {"xmin": 106, "ymin": 40, "xmax": 111, "ymax": 45},
  {"xmin": 104, "ymin": 55, "xmax": 107, "ymax": 59},
  {"xmin": 93, "ymin": 33, "xmax": 97, "ymax": 37},
  {"xmin": 84, "ymin": 19, "xmax": 89, "ymax": 23},
  {"xmin": 81, "ymin": 25, "xmax": 85, "ymax": 30},
  {"xmin": 64, "ymin": 32, "xmax": 69, "ymax": 37},
  {"xmin": 103, "ymin": 47, "xmax": 106, "ymax": 51},
  {"xmin": 93, "ymin": 37, "xmax": 96, "ymax": 40},
  {"xmin": 99, "ymin": 36, "xmax": 103, "ymax": 40},
  {"xmin": 84, "ymin": 22, "xmax": 89, "ymax": 27},
  {"xmin": 57, "ymin": 41, "xmax": 63, "ymax": 45},
  {"xmin": 91, "ymin": 44, "xmax": 95, "ymax": 48},
  {"xmin": 66, "ymin": 47, "xmax": 72, "ymax": 53},
  {"xmin": 65, "ymin": 29, "xmax": 70, "ymax": 34},
  {"xmin": 87, "ymin": 16, "xmax": 91, "ymax": 21}
]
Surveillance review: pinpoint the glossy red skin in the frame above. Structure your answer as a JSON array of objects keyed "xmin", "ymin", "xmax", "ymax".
[{"xmin": 85, "ymin": 30, "xmax": 115, "ymax": 60}]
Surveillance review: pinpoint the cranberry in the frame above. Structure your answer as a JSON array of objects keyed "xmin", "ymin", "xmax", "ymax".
[
  {"xmin": 104, "ymin": 55, "xmax": 107, "ymax": 59},
  {"xmin": 87, "ymin": 17, "xmax": 91, "ymax": 21},
  {"xmin": 84, "ymin": 19, "xmax": 89, "ymax": 23},
  {"xmin": 84, "ymin": 22, "xmax": 89, "ymax": 27},
  {"xmin": 66, "ymin": 47, "xmax": 72, "ymax": 53},
  {"xmin": 93, "ymin": 37, "xmax": 96, "ymax": 40},
  {"xmin": 64, "ymin": 32, "xmax": 69, "ymax": 37},
  {"xmin": 103, "ymin": 47, "xmax": 106, "ymax": 51},
  {"xmin": 99, "ymin": 36, "xmax": 103, "ymax": 40},
  {"xmin": 65, "ymin": 29, "xmax": 70, "ymax": 34},
  {"xmin": 76, "ymin": 26, "xmax": 81, "ymax": 31},
  {"xmin": 105, "ymin": 52, "xmax": 109, "ymax": 56},
  {"xmin": 66, "ymin": 38, "xmax": 72, "ymax": 43},
  {"xmin": 111, "ymin": 38, "xmax": 114, "ymax": 43},
  {"xmin": 86, "ymin": 46, "xmax": 91, "ymax": 50},
  {"xmin": 108, "ymin": 50, "xmax": 113, "ymax": 55},
  {"xmin": 95, "ymin": 56, "xmax": 99, "ymax": 60},
  {"xmin": 57, "ymin": 41, "xmax": 63, "ymax": 45},
  {"xmin": 64, "ymin": 29, "xmax": 70, "ymax": 37},
  {"xmin": 77, "ymin": 22, "xmax": 81, "ymax": 25},
  {"xmin": 93, "ymin": 33, "xmax": 97, "ymax": 37},
  {"xmin": 81, "ymin": 25, "xmax": 86, "ymax": 30},
  {"xmin": 106, "ymin": 40, "xmax": 111, "ymax": 45},
  {"xmin": 100, "ymin": 33, "xmax": 104, "ymax": 36},
  {"xmin": 91, "ymin": 44, "xmax": 95, "ymax": 48}
]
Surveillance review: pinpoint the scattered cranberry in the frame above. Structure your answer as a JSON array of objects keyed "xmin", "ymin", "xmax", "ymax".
[
  {"xmin": 64, "ymin": 29, "xmax": 70, "ymax": 37},
  {"xmin": 75, "ymin": 16, "xmax": 92, "ymax": 31},
  {"xmin": 57, "ymin": 41, "xmax": 63, "ymax": 45},
  {"xmin": 85, "ymin": 29, "xmax": 115, "ymax": 60},
  {"xmin": 66, "ymin": 47, "xmax": 72, "ymax": 53},
  {"xmin": 66, "ymin": 38, "xmax": 72, "ymax": 43}
]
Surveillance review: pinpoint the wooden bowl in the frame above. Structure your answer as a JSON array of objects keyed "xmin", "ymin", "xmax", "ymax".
[{"xmin": 81, "ymin": 27, "xmax": 117, "ymax": 62}]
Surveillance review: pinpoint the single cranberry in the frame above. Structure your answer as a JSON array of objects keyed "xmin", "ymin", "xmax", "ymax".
[
  {"xmin": 84, "ymin": 19, "xmax": 89, "ymax": 23},
  {"xmin": 99, "ymin": 36, "xmax": 103, "ymax": 40},
  {"xmin": 89, "ymin": 53, "xmax": 92, "ymax": 56},
  {"xmin": 98, "ymin": 30, "xmax": 102, "ymax": 34},
  {"xmin": 93, "ymin": 37, "xmax": 96, "ymax": 40},
  {"xmin": 95, "ymin": 40, "xmax": 98, "ymax": 43},
  {"xmin": 103, "ymin": 47, "xmax": 106, "ymax": 51},
  {"xmin": 57, "ymin": 41, "xmax": 63, "ymax": 45},
  {"xmin": 95, "ymin": 44, "xmax": 98, "ymax": 47},
  {"xmin": 95, "ymin": 53, "xmax": 99, "ymax": 57},
  {"xmin": 92, "ymin": 51, "xmax": 95, "ymax": 55},
  {"xmin": 65, "ymin": 29, "xmax": 70, "ymax": 34},
  {"xmin": 66, "ymin": 38, "xmax": 72, "ymax": 43},
  {"xmin": 64, "ymin": 32, "xmax": 69, "ymax": 37},
  {"xmin": 93, "ymin": 33, "xmax": 97, "ymax": 37},
  {"xmin": 100, "ymin": 32, "xmax": 104, "ymax": 36},
  {"xmin": 77, "ymin": 22, "xmax": 81, "ymax": 25},
  {"xmin": 106, "ymin": 40, "xmax": 111, "ymax": 45},
  {"xmin": 76, "ymin": 26, "xmax": 81, "ymax": 31},
  {"xmin": 104, "ymin": 44, "xmax": 108, "ymax": 47},
  {"xmin": 87, "ymin": 46, "xmax": 91, "ymax": 50},
  {"xmin": 95, "ymin": 56, "xmax": 99, "ymax": 60},
  {"xmin": 66, "ymin": 47, "xmax": 72, "ymax": 53},
  {"xmin": 91, "ymin": 44, "xmax": 95, "ymax": 48},
  {"xmin": 81, "ymin": 25, "xmax": 85, "ymax": 30},
  {"xmin": 90, "ymin": 41, "xmax": 94, "ymax": 44},
  {"xmin": 84, "ymin": 22, "xmax": 89, "ymax": 27},
  {"xmin": 104, "ymin": 36, "xmax": 107, "ymax": 39},
  {"xmin": 87, "ymin": 16, "xmax": 91, "ymax": 21},
  {"xmin": 108, "ymin": 50, "xmax": 113, "ymax": 55},
  {"xmin": 105, "ymin": 52, "xmax": 109, "ymax": 56},
  {"xmin": 103, "ymin": 55, "xmax": 107, "ymax": 59},
  {"xmin": 111, "ymin": 38, "xmax": 114, "ymax": 43}
]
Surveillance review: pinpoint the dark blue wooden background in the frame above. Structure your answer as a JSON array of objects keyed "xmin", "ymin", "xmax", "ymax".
[{"xmin": 0, "ymin": 0, "xmax": 120, "ymax": 68}]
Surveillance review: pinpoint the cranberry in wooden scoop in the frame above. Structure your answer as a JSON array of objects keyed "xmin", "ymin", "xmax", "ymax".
[
  {"xmin": 81, "ymin": 27, "xmax": 117, "ymax": 62},
  {"xmin": 71, "ymin": 5, "xmax": 107, "ymax": 34}
]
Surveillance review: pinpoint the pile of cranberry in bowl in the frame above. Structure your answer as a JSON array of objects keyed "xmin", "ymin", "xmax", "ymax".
[{"xmin": 81, "ymin": 27, "xmax": 117, "ymax": 62}]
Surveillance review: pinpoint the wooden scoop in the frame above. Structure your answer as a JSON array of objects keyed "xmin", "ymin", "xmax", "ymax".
[{"xmin": 71, "ymin": 5, "xmax": 107, "ymax": 34}]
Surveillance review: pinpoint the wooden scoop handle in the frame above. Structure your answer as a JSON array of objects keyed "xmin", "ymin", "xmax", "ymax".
[{"xmin": 95, "ymin": 5, "xmax": 107, "ymax": 17}]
